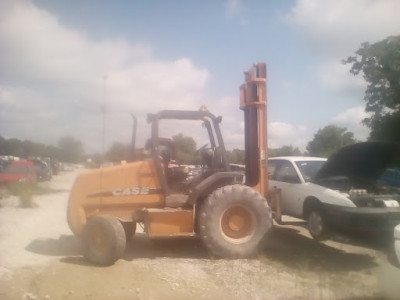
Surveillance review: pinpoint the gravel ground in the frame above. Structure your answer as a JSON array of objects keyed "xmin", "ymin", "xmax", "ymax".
[{"xmin": 0, "ymin": 169, "xmax": 391, "ymax": 299}]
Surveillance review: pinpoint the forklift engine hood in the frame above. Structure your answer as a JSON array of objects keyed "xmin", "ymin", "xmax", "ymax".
[{"xmin": 312, "ymin": 142, "xmax": 400, "ymax": 207}]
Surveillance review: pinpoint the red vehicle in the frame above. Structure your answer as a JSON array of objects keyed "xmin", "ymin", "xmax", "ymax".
[{"xmin": 0, "ymin": 160, "xmax": 37, "ymax": 184}]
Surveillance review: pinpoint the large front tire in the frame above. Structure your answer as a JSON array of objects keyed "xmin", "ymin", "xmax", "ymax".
[
  {"xmin": 82, "ymin": 216, "xmax": 126, "ymax": 266},
  {"xmin": 198, "ymin": 185, "xmax": 272, "ymax": 258}
]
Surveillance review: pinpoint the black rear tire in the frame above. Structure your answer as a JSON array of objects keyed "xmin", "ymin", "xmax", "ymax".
[
  {"xmin": 198, "ymin": 184, "xmax": 272, "ymax": 258},
  {"xmin": 82, "ymin": 216, "xmax": 126, "ymax": 266}
]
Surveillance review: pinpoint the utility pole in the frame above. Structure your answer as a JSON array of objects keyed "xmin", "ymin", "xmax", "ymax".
[{"xmin": 102, "ymin": 75, "xmax": 108, "ymax": 165}]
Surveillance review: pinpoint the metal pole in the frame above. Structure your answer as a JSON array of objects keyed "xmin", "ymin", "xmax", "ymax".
[{"xmin": 101, "ymin": 75, "xmax": 107, "ymax": 165}]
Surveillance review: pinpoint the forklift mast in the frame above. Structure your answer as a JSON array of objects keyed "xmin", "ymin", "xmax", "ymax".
[{"xmin": 240, "ymin": 63, "xmax": 268, "ymax": 198}]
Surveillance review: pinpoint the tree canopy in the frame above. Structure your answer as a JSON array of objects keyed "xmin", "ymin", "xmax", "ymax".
[
  {"xmin": 344, "ymin": 35, "xmax": 400, "ymax": 142},
  {"xmin": 172, "ymin": 134, "xmax": 197, "ymax": 165},
  {"xmin": 106, "ymin": 142, "xmax": 131, "ymax": 163},
  {"xmin": 227, "ymin": 149, "xmax": 245, "ymax": 164},
  {"xmin": 269, "ymin": 145, "xmax": 303, "ymax": 157},
  {"xmin": 0, "ymin": 135, "xmax": 84, "ymax": 163},
  {"xmin": 58, "ymin": 136, "xmax": 84, "ymax": 163},
  {"xmin": 306, "ymin": 125, "xmax": 356, "ymax": 157}
]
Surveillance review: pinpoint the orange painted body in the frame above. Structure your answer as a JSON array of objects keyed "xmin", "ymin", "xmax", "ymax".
[{"xmin": 68, "ymin": 159, "xmax": 165, "ymax": 236}]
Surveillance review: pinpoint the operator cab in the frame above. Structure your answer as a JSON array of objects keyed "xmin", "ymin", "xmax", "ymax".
[{"xmin": 145, "ymin": 109, "xmax": 234, "ymax": 206}]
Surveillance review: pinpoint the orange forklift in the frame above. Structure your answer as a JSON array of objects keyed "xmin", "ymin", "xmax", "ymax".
[{"xmin": 67, "ymin": 63, "xmax": 272, "ymax": 265}]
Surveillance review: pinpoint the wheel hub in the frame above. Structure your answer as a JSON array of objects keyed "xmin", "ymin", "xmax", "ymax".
[
  {"xmin": 309, "ymin": 211, "xmax": 322, "ymax": 235},
  {"xmin": 228, "ymin": 214, "xmax": 245, "ymax": 232},
  {"xmin": 220, "ymin": 205, "xmax": 255, "ymax": 242}
]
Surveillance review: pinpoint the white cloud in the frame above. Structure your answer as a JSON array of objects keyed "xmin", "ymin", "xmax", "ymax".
[
  {"xmin": 331, "ymin": 106, "xmax": 370, "ymax": 140},
  {"xmin": 0, "ymin": 1, "xmax": 148, "ymax": 86},
  {"xmin": 285, "ymin": 0, "xmax": 399, "ymax": 106},
  {"xmin": 315, "ymin": 60, "xmax": 367, "ymax": 94},
  {"xmin": 225, "ymin": 0, "xmax": 241, "ymax": 16},
  {"xmin": 0, "ymin": 0, "xmax": 211, "ymax": 153},
  {"xmin": 286, "ymin": 0, "xmax": 400, "ymax": 57},
  {"xmin": 224, "ymin": 0, "xmax": 247, "ymax": 25},
  {"xmin": 268, "ymin": 122, "xmax": 309, "ymax": 151},
  {"xmin": 280, "ymin": 80, "xmax": 295, "ymax": 89},
  {"xmin": 332, "ymin": 106, "xmax": 367, "ymax": 124}
]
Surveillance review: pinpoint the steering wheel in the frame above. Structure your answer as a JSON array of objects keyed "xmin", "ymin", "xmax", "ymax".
[{"xmin": 197, "ymin": 144, "xmax": 214, "ymax": 167}]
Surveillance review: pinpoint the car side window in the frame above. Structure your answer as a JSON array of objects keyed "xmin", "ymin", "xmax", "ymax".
[
  {"xmin": 275, "ymin": 161, "xmax": 300, "ymax": 183},
  {"xmin": 268, "ymin": 160, "xmax": 279, "ymax": 179}
]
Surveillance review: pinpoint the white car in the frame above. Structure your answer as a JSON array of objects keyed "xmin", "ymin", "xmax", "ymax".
[{"xmin": 268, "ymin": 142, "xmax": 400, "ymax": 240}]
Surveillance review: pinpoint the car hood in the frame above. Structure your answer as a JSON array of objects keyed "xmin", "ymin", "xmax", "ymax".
[{"xmin": 313, "ymin": 142, "xmax": 400, "ymax": 184}]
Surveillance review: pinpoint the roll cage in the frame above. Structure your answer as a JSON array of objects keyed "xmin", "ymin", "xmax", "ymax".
[{"xmin": 146, "ymin": 109, "xmax": 231, "ymax": 195}]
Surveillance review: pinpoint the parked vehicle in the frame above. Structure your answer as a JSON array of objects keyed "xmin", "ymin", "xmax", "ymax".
[
  {"xmin": 268, "ymin": 142, "xmax": 400, "ymax": 240},
  {"xmin": 230, "ymin": 164, "xmax": 245, "ymax": 173},
  {"xmin": 49, "ymin": 158, "xmax": 61, "ymax": 175},
  {"xmin": 379, "ymin": 224, "xmax": 400, "ymax": 298},
  {"xmin": 0, "ymin": 159, "xmax": 37, "ymax": 185},
  {"xmin": 31, "ymin": 159, "xmax": 52, "ymax": 181},
  {"xmin": 380, "ymin": 168, "xmax": 400, "ymax": 187}
]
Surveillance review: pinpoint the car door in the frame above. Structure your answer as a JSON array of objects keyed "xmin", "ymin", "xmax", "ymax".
[{"xmin": 269, "ymin": 160, "xmax": 303, "ymax": 216}]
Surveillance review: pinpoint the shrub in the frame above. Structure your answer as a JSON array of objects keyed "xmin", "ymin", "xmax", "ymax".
[{"xmin": 7, "ymin": 181, "xmax": 36, "ymax": 208}]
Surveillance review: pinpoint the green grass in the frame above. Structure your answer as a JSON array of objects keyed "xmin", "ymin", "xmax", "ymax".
[
  {"xmin": 6, "ymin": 181, "xmax": 36, "ymax": 208},
  {"xmin": 3, "ymin": 181, "xmax": 66, "ymax": 208}
]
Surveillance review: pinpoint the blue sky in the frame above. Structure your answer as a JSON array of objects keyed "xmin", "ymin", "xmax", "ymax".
[{"xmin": 1, "ymin": 0, "xmax": 399, "ymax": 153}]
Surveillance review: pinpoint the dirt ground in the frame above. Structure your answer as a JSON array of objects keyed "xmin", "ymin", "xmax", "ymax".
[{"xmin": 0, "ymin": 169, "xmax": 392, "ymax": 299}]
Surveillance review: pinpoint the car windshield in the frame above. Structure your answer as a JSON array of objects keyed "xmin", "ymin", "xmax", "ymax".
[{"xmin": 295, "ymin": 160, "xmax": 326, "ymax": 182}]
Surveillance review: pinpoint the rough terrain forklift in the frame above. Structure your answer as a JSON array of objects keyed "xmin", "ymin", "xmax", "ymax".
[{"xmin": 67, "ymin": 63, "xmax": 272, "ymax": 265}]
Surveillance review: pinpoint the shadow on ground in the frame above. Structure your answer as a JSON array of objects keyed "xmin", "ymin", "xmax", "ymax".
[
  {"xmin": 259, "ymin": 226, "xmax": 379, "ymax": 273},
  {"xmin": 26, "ymin": 226, "xmax": 382, "ymax": 271},
  {"xmin": 26, "ymin": 232, "xmax": 209, "ymax": 266},
  {"xmin": 329, "ymin": 229, "xmax": 391, "ymax": 251},
  {"xmin": 123, "ymin": 234, "xmax": 208, "ymax": 260},
  {"xmin": 25, "ymin": 234, "xmax": 81, "ymax": 257}
]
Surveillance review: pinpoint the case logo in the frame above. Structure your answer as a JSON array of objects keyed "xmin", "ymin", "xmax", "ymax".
[{"xmin": 112, "ymin": 186, "xmax": 150, "ymax": 196}]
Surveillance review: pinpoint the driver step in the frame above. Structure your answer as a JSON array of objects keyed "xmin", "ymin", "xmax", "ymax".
[{"xmin": 165, "ymin": 193, "xmax": 189, "ymax": 208}]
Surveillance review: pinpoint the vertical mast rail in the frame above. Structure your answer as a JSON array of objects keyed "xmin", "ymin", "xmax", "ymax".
[{"xmin": 240, "ymin": 63, "xmax": 268, "ymax": 197}]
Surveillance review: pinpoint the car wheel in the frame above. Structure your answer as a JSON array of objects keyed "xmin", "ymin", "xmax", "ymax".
[
  {"xmin": 308, "ymin": 208, "xmax": 330, "ymax": 241},
  {"xmin": 82, "ymin": 216, "xmax": 126, "ymax": 266},
  {"xmin": 198, "ymin": 184, "xmax": 272, "ymax": 258}
]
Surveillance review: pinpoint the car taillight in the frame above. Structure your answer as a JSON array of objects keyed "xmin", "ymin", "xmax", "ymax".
[{"xmin": 387, "ymin": 243, "xmax": 400, "ymax": 269}]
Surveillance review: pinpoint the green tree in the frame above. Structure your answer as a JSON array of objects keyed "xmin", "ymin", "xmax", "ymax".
[
  {"xmin": 2, "ymin": 138, "xmax": 25, "ymax": 158},
  {"xmin": 58, "ymin": 136, "xmax": 84, "ymax": 163},
  {"xmin": 106, "ymin": 142, "xmax": 131, "ymax": 163},
  {"xmin": 44, "ymin": 145, "xmax": 60, "ymax": 159},
  {"xmin": 227, "ymin": 148, "xmax": 245, "ymax": 164},
  {"xmin": 21, "ymin": 140, "xmax": 47, "ymax": 158},
  {"xmin": 268, "ymin": 145, "xmax": 303, "ymax": 157},
  {"xmin": 172, "ymin": 134, "xmax": 197, "ymax": 164},
  {"xmin": 344, "ymin": 35, "xmax": 400, "ymax": 142},
  {"xmin": 306, "ymin": 125, "xmax": 356, "ymax": 157}
]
